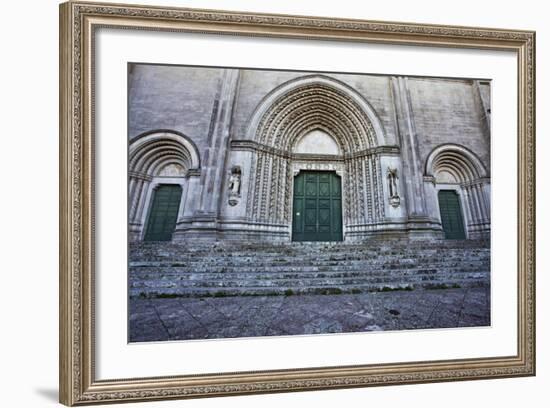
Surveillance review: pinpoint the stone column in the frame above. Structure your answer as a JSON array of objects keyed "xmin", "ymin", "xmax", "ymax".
[
  {"xmin": 173, "ymin": 171, "xmax": 201, "ymax": 240},
  {"xmin": 128, "ymin": 174, "xmax": 152, "ymax": 241},
  {"xmin": 422, "ymin": 178, "xmax": 439, "ymax": 219},
  {"xmin": 461, "ymin": 186, "xmax": 475, "ymax": 228},
  {"xmin": 482, "ymin": 181, "xmax": 491, "ymax": 218},
  {"xmin": 472, "ymin": 184, "xmax": 485, "ymax": 224},
  {"xmin": 181, "ymin": 171, "xmax": 201, "ymax": 218},
  {"xmin": 474, "ymin": 183, "xmax": 487, "ymax": 223}
]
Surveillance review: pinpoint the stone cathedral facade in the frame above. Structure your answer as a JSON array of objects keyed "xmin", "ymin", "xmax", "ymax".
[{"xmin": 128, "ymin": 64, "xmax": 491, "ymax": 243}]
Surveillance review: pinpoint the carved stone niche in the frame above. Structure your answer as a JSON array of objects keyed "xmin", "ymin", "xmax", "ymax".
[
  {"xmin": 387, "ymin": 167, "xmax": 401, "ymax": 208},
  {"xmin": 228, "ymin": 166, "xmax": 242, "ymax": 206}
]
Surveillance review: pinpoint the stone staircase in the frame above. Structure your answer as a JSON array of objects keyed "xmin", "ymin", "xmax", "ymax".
[{"xmin": 129, "ymin": 239, "xmax": 490, "ymax": 298}]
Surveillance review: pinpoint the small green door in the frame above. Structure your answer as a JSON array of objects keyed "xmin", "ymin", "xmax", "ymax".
[
  {"xmin": 292, "ymin": 171, "xmax": 343, "ymax": 242},
  {"xmin": 438, "ymin": 190, "xmax": 466, "ymax": 239},
  {"xmin": 144, "ymin": 184, "xmax": 182, "ymax": 241}
]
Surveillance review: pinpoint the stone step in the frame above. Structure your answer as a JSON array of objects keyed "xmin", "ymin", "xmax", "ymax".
[
  {"xmin": 130, "ymin": 271, "xmax": 488, "ymax": 289},
  {"xmin": 134, "ymin": 252, "xmax": 484, "ymax": 258},
  {"xmin": 132, "ymin": 239, "xmax": 489, "ymax": 249},
  {"xmin": 130, "ymin": 244, "xmax": 490, "ymax": 259},
  {"xmin": 132, "ymin": 254, "xmax": 485, "ymax": 262},
  {"xmin": 129, "ymin": 239, "xmax": 490, "ymax": 297},
  {"xmin": 132, "ymin": 254, "xmax": 489, "ymax": 262},
  {"xmin": 129, "ymin": 271, "xmax": 489, "ymax": 288},
  {"xmin": 129, "ymin": 258, "xmax": 490, "ymax": 270},
  {"xmin": 134, "ymin": 242, "xmax": 489, "ymax": 248},
  {"xmin": 130, "ymin": 244, "xmax": 489, "ymax": 254},
  {"xmin": 130, "ymin": 277, "xmax": 489, "ymax": 298},
  {"xmin": 129, "ymin": 264, "xmax": 489, "ymax": 277},
  {"xmin": 130, "ymin": 268, "xmax": 489, "ymax": 285}
]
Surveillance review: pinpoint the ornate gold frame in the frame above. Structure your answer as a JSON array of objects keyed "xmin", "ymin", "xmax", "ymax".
[{"xmin": 59, "ymin": 1, "xmax": 536, "ymax": 405}]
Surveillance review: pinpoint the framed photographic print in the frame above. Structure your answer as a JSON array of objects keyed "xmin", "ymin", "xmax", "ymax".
[{"xmin": 59, "ymin": 1, "xmax": 536, "ymax": 405}]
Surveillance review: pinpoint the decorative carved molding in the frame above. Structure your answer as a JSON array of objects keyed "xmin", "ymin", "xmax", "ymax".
[
  {"xmin": 129, "ymin": 131, "xmax": 200, "ymax": 174},
  {"xmin": 75, "ymin": 364, "xmax": 533, "ymax": 403},
  {"xmin": 231, "ymin": 139, "xmax": 400, "ymax": 159},
  {"xmin": 186, "ymin": 168, "xmax": 202, "ymax": 177},
  {"xmin": 75, "ymin": 2, "xmax": 534, "ymax": 43},
  {"xmin": 255, "ymin": 85, "xmax": 376, "ymax": 151},
  {"xmin": 292, "ymin": 160, "xmax": 345, "ymax": 176}
]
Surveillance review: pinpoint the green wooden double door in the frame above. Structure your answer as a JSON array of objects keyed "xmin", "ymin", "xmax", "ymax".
[
  {"xmin": 144, "ymin": 184, "xmax": 182, "ymax": 241},
  {"xmin": 292, "ymin": 171, "xmax": 343, "ymax": 242},
  {"xmin": 438, "ymin": 190, "xmax": 466, "ymax": 239}
]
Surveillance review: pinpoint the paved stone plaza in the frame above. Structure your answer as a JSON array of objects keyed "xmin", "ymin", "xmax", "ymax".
[{"xmin": 129, "ymin": 287, "xmax": 490, "ymax": 342}]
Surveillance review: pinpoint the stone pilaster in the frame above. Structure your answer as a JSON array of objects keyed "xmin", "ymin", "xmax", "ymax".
[
  {"xmin": 472, "ymin": 80, "xmax": 491, "ymax": 147},
  {"xmin": 391, "ymin": 76, "xmax": 428, "ymax": 218},
  {"xmin": 192, "ymin": 69, "xmax": 241, "ymax": 236}
]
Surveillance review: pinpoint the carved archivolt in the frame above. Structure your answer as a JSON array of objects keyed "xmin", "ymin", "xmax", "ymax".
[
  {"xmin": 245, "ymin": 75, "xmax": 387, "ymax": 231},
  {"xmin": 425, "ymin": 144, "xmax": 488, "ymax": 184},
  {"xmin": 246, "ymin": 75, "xmax": 386, "ymax": 149},
  {"xmin": 129, "ymin": 131, "xmax": 200, "ymax": 177}
]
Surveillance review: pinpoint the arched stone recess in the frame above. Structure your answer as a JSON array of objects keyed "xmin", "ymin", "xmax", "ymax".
[
  {"xmin": 424, "ymin": 144, "xmax": 490, "ymax": 239},
  {"xmin": 128, "ymin": 130, "xmax": 201, "ymax": 241},
  {"xmin": 240, "ymin": 74, "xmax": 397, "ymax": 241}
]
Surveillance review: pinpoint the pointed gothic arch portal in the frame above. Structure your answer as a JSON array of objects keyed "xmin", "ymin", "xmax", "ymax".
[{"xmin": 245, "ymin": 75, "xmax": 388, "ymax": 242}]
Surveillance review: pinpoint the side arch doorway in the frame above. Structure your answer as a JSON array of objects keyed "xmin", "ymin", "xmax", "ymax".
[
  {"xmin": 292, "ymin": 171, "xmax": 343, "ymax": 242},
  {"xmin": 425, "ymin": 144, "xmax": 490, "ymax": 239},
  {"xmin": 128, "ymin": 130, "xmax": 201, "ymax": 242}
]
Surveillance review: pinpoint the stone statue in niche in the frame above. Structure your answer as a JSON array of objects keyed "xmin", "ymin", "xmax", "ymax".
[
  {"xmin": 387, "ymin": 167, "xmax": 401, "ymax": 208},
  {"xmin": 228, "ymin": 166, "xmax": 242, "ymax": 206}
]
